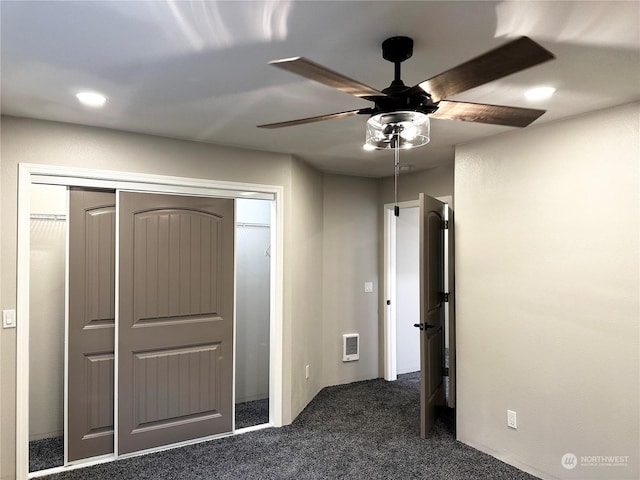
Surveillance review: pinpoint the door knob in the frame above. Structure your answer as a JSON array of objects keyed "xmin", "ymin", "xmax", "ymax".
[{"xmin": 413, "ymin": 323, "xmax": 436, "ymax": 331}]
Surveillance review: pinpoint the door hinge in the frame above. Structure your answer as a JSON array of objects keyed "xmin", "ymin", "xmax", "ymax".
[
  {"xmin": 440, "ymin": 292, "xmax": 450, "ymax": 303},
  {"xmin": 442, "ymin": 220, "xmax": 449, "ymax": 229},
  {"xmin": 442, "ymin": 367, "xmax": 449, "ymax": 377}
]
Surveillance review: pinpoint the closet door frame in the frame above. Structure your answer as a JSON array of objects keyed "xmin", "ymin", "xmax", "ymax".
[{"xmin": 16, "ymin": 163, "xmax": 284, "ymax": 479}]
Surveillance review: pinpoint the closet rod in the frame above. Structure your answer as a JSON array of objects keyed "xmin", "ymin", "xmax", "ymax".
[
  {"xmin": 236, "ymin": 222, "xmax": 270, "ymax": 228},
  {"xmin": 30, "ymin": 213, "xmax": 66, "ymax": 221}
]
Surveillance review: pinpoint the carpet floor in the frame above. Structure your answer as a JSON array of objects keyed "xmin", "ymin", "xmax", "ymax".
[
  {"xmin": 42, "ymin": 373, "xmax": 539, "ymax": 479},
  {"xmin": 235, "ymin": 398, "xmax": 270, "ymax": 429},
  {"xmin": 30, "ymin": 436, "xmax": 64, "ymax": 472},
  {"xmin": 28, "ymin": 399, "xmax": 270, "ymax": 473}
]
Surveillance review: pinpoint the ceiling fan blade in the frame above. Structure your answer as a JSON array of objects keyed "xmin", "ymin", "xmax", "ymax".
[
  {"xmin": 269, "ymin": 57, "xmax": 386, "ymax": 99},
  {"xmin": 431, "ymin": 100, "xmax": 546, "ymax": 127},
  {"xmin": 408, "ymin": 37, "xmax": 555, "ymax": 102},
  {"xmin": 257, "ymin": 108, "xmax": 372, "ymax": 129}
]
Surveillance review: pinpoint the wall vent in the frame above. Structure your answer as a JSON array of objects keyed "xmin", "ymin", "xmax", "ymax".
[{"xmin": 342, "ymin": 334, "xmax": 359, "ymax": 362}]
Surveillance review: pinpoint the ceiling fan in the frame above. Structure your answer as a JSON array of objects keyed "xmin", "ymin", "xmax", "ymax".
[{"xmin": 258, "ymin": 36, "xmax": 555, "ymax": 149}]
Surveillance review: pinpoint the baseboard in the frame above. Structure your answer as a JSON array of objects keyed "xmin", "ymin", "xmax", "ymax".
[
  {"xmin": 29, "ymin": 431, "xmax": 63, "ymax": 442},
  {"xmin": 322, "ymin": 374, "xmax": 379, "ymax": 389},
  {"xmin": 458, "ymin": 438, "xmax": 560, "ymax": 480},
  {"xmin": 235, "ymin": 394, "xmax": 268, "ymax": 404}
]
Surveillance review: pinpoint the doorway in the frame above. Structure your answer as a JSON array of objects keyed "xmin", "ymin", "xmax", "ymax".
[
  {"xmin": 383, "ymin": 196, "xmax": 455, "ymax": 408},
  {"xmin": 17, "ymin": 165, "xmax": 284, "ymax": 479},
  {"xmin": 395, "ymin": 205, "xmax": 420, "ymax": 376}
]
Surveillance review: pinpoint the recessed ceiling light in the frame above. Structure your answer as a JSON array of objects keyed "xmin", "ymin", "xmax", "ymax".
[
  {"xmin": 524, "ymin": 86, "xmax": 556, "ymax": 101},
  {"xmin": 75, "ymin": 91, "xmax": 107, "ymax": 107}
]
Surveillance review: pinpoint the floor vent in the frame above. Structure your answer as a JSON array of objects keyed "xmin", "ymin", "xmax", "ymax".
[{"xmin": 342, "ymin": 334, "xmax": 359, "ymax": 361}]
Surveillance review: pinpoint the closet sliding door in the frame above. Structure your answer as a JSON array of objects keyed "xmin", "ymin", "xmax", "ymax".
[
  {"xmin": 118, "ymin": 192, "xmax": 235, "ymax": 454},
  {"xmin": 67, "ymin": 189, "xmax": 116, "ymax": 461},
  {"xmin": 67, "ymin": 190, "xmax": 234, "ymax": 460}
]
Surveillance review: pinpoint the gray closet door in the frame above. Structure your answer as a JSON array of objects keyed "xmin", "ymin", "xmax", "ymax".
[
  {"xmin": 418, "ymin": 193, "xmax": 446, "ymax": 438},
  {"xmin": 68, "ymin": 189, "xmax": 116, "ymax": 461},
  {"xmin": 118, "ymin": 192, "xmax": 234, "ymax": 455}
]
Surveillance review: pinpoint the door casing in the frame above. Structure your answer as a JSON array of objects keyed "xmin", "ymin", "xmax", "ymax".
[{"xmin": 16, "ymin": 163, "xmax": 284, "ymax": 479}]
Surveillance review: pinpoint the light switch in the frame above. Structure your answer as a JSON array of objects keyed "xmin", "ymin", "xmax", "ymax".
[
  {"xmin": 3, "ymin": 309, "xmax": 16, "ymax": 328},
  {"xmin": 364, "ymin": 282, "xmax": 373, "ymax": 293}
]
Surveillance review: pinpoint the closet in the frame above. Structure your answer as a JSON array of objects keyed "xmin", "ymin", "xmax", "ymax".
[{"xmin": 28, "ymin": 185, "xmax": 271, "ymax": 474}]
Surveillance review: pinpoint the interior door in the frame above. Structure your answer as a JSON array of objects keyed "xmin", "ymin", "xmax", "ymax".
[
  {"xmin": 418, "ymin": 193, "xmax": 446, "ymax": 437},
  {"xmin": 118, "ymin": 192, "xmax": 234, "ymax": 455},
  {"xmin": 68, "ymin": 189, "xmax": 116, "ymax": 461}
]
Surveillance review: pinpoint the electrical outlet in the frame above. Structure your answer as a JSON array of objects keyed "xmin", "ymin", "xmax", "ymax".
[
  {"xmin": 507, "ymin": 410, "xmax": 517, "ymax": 429},
  {"xmin": 364, "ymin": 282, "xmax": 373, "ymax": 293},
  {"xmin": 305, "ymin": 365, "xmax": 310, "ymax": 379}
]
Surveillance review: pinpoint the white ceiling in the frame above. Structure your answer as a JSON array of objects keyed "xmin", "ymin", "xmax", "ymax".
[{"xmin": 1, "ymin": 1, "xmax": 639, "ymax": 177}]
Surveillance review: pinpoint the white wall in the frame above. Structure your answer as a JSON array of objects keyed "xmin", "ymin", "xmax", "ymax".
[
  {"xmin": 29, "ymin": 184, "xmax": 66, "ymax": 440},
  {"xmin": 455, "ymin": 102, "xmax": 639, "ymax": 480},
  {"xmin": 395, "ymin": 206, "xmax": 420, "ymax": 375},
  {"xmin": 321, "ymin": 174, "xmax": 379, "ymax": 387},
  {"xmin": 235, "ymin": 199, "xmax": 271, "ymax": 404}
]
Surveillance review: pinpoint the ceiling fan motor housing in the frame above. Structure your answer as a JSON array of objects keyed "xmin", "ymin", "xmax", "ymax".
[
  {"xmin": 376, "ymin": 36, "xmax": 438, "ymax": 117},
  {"xmin": 382, "ymin": 36, "xmax": 414, "ymax": 63}
]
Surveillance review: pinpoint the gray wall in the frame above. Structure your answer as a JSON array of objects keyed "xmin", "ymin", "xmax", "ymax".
[
  {"xmin": 321, "ymin": 174, "xmax": 379, "ymax": 387},
  {"xmin": 379, "ymin": 164, "xmax": 454, "ymax": 206},
  {"xmin": 454, "ymin": 102, "xmax": 639, "ymax": 479},
  {"xmin": 287, "ymin": 159, "xmax": 325, "ymax": 419}
]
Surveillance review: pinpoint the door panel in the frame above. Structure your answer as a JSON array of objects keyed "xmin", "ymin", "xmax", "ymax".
[
  {"xmin": 68, "ymin": 189, "xmax": 116, "ymax": 461},
  {"xmin": 419, "ymin": 194, "xmax": 446, "ymax": 437},
  {"xmin": 118, "ymin": 192, "xmax": 234, "ymax": 455}
]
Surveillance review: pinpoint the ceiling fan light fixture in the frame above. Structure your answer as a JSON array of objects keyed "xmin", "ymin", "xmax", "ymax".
[{"xmin": 365, "ymin": 111, "xmax": 430, "ymax": 150}]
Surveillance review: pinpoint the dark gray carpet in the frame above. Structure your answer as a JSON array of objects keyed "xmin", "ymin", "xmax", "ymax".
[
  {"xmin": 43, "ymin": 373, "xmax": 539, "ymax": 479},
  {"xmin": 30, "ymin": 436, "xmax": 64, "ymax": 472},
  {"xmin": 236, "ymin": 398, "xmax": 269, "ymax": 429}
]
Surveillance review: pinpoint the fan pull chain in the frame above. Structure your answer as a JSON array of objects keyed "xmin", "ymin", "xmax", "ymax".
[{"xmin": 393, "ymin": 130, "xmax": 400, "ymax": 217}]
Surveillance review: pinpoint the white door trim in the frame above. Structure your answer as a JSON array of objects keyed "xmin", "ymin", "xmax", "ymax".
[{"xmin": 17, "ymin": 163, "xmax": 285, "ymax": 479}]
